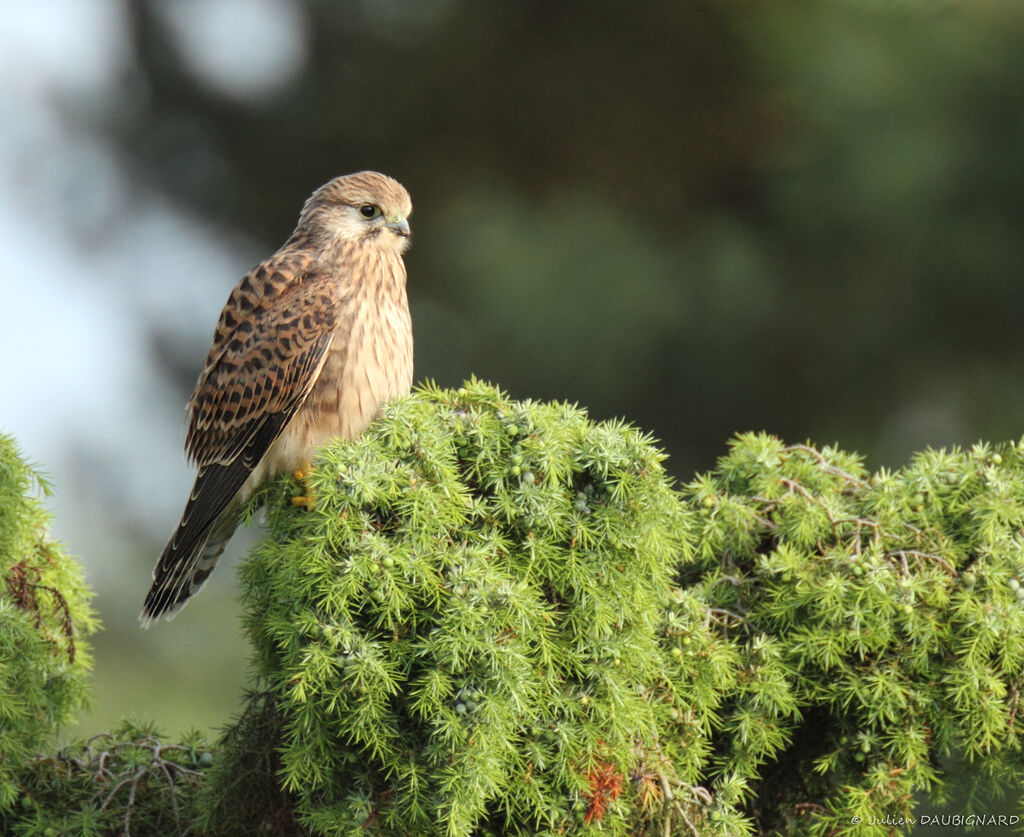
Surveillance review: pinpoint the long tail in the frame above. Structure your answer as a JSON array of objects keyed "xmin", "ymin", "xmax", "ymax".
[
  {"xmin": 140, "ymin": 502, "xmax": 241, "ymax": 627},
  {"xmin": 140, "ymin": 456, "xmax": 259, "ymax": 626},
  {"xmin": 142, "ymin": 415, "xmax": 289, "ymax": 626}
]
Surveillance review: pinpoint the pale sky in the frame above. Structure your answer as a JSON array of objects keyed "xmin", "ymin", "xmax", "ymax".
[
  {"xmin": 0, "ymin": 0, "xmax": 319, "ymax": 734},
  {"xmin": 0, "ymin": 0, "xmax": 304, "ymax": 585}
]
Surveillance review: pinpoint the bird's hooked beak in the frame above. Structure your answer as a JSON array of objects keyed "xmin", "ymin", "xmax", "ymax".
[{"xmin": 386, "ymin": 216, "xmax": 410, "ymax": 238}]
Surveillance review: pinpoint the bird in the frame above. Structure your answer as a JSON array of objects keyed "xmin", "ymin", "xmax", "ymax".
[{"xmin": 141, "ymin": 171, "xmax": 414, "ymax": 626}]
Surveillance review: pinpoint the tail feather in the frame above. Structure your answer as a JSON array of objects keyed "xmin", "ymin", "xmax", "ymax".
[
  {"xmin": 143, "ymin": 414, "xmax": 290, "ymax": 626},
  {"xmin": 140, "ymin": 502, "xmax": 241, "ymax": 627}
]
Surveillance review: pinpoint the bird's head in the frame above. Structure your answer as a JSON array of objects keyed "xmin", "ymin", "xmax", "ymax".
[{"xmin": 299, "ymin": 171, "xmax": 413, "ymax": 255}]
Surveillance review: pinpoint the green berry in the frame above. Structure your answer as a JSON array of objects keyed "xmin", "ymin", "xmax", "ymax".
[
  {"xmin": 671, "ymin": 647, "xmax": 683, "ymax": 658},
  {"xmin": 522, "ymin": 471, "xmax": 536, "ymax": 485},
  {"xmin": 1009, "ymin": 578, "xmax": 1021, "ymax": 592},
  {"xmin": 381, "ymin": 556, "xmax": 394, "ymax": 568},
  {"xmin": 992, "ymin": 453, "xmax": 1003, "ymax": 465},
  {"xmin": 199, "ymin": 751, "xmax": 214, "ymax": 768}
]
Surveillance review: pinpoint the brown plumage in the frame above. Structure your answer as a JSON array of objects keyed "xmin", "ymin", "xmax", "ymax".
[{"xmin": 141, "ymin": 171, "xmax": 414, "ymax": 626}]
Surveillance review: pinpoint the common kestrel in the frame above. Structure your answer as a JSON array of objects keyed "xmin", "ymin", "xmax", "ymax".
[{"xmin": 141, "ymin": 171, "xmax": 414, "ymax": 626}]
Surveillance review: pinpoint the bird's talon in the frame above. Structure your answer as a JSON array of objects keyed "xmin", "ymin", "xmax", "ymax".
[
  {"xmin": 293, "ymin": 461, "xmax": 315, "ymax": 509},
  {"xmin": 294, "ymin": 462, "xmax": 312, "ymax": 482},
  {"xmin": 292, "ymin": 494, "xmax": 316, "ymax": 509}
]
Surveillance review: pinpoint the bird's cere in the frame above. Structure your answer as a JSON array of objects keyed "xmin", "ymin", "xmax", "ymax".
[{"xmin": 387, "ymin": 216, "xmax": 411, "ymax": 237}]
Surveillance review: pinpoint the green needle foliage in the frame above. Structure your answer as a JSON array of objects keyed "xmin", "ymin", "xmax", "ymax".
[
  {"xmin": 4, "ymin": 387, "xmax": 1024, "ymax": 835},
  {"xmin": 672, "ymin": 434, "xmax": 1024, "ymax": 835},
  {"xmin": 205, "ymin": 379, "xmax": 685, "ymax": 836},
  {"xmin": 0, "ymin": 433, "xmax": 97, "ymax": 816},
  {"xmin": 206, "ymin": 387, "xmax": 1024, "ymax": 836}
]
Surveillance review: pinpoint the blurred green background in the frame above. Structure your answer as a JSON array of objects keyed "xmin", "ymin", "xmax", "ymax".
[{"xmin": 1, "ymin": 0, "xmax": 1023, "ymax": 825}]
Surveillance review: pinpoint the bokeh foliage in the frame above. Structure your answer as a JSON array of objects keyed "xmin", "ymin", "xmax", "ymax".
[{"xmin": 112, "ymin": 0, "xmax": 1024, "ymax": 475}]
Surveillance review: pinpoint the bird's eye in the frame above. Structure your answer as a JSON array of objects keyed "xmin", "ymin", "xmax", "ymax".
[{"xmin": 359, "ymin": 204, "xmax": 381, "ymax": 218}]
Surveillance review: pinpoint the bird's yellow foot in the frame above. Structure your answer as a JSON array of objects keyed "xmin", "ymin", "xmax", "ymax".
[{"xmin": 292, "ymin": 461, "xmax": 316, "ymax": 509}]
